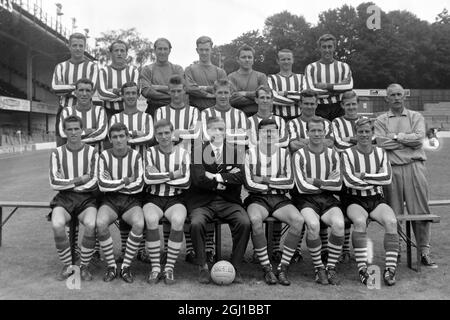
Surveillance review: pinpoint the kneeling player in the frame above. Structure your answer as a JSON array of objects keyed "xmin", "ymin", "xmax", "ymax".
[
  {"xmin": 49, "ymin": 115, "xmax": 98, "ymax": 281},
  {"xmin": 244, "ymin": 119, "xmax": 304, "ymax": 286},
  {"xmin": 143, "ymin": 119, "xmax": 190, "ymax": 285},
  {"xmin": 341, "ymin": 118, "xmax": 398, "ymax": 286},
  {"xmin": 291, "ymin": 117, "xmax": 344, "ymax": 285},
  {"xmin": 96, "ymin": 123, "xmax": 145, "ymax": 283}
]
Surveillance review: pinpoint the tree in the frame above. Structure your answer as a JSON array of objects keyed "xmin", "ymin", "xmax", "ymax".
[
  {"xmin": 435, "ymin": 8, "xmax": 450, "ymax": 24},
  {"xmin": 92, "ymin": 28, "xmax": 154, "ymax": 70}
]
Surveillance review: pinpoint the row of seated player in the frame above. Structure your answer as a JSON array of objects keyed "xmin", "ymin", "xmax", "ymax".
[{"xmin": 48, "ymin": 110, "xmax": 398, "ymax": 288}]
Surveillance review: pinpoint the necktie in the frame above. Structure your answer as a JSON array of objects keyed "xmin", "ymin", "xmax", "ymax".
[{"xmin": 215, "ymin": 148, "xmax": 222, "ymax": 165}]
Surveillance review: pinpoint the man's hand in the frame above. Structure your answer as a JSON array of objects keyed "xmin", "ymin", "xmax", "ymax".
[
  {"xmin": 328, "ymin": 170, "xmax": 340, "ymax": 180},
  {"xmin": 305, "ymin": 177, "xmax": 315, "ymax": 185},
  {"xmin": 111, "ymin": 88, "xmax": 121, "ymax": 96},
  {"xmin": 102, "ymin": 170, "xmax": 112, "ymax": 180},
  {"xmin": 123, "ymin": 176, "xmax": 136, "ymax": 186},
  {"xmin": 217, "ymin": 183, "xmax": 226, "ymax": 190},
  {"xmin": 205, "ymin": 171, "xmax": 216, "ymax": 180},
  {"xmin": 387, "ymin": 133, "xmax": 397, "ymax": 140},
  {"xmin": 349, "ymin": 137, "xmax": 358, "ymax": 144},
  {"xmin": 84, "ymin": 128, "xmax": 95, "ymax": 136},
  {"xmin": 354, "ymin": 172, "xmax": 366, "ymax": 180},
  {"xmin": 55, "ymin": 170, "xmax": 64, "ymax": 179},
  {"xmin": 146, "ymin": 166, "xmax": 160, "ymax": 174},
  {"xmin": 253, "ymin": 176, "xmax": 264, "ymax": 183},
  {"xmin": 262, "ymin": 176, "xmax": 271, "ymax": 184},
  {"xmin": 171, "ymin": 169, "xmax": 183, "ymax": 180},
  {"xmin": 315, "ymin": 83, "xmax": 329, "ymax": 90},
  {"xmin": 342, "ymin": 137, "xmax": 352, "ymax": 143},
  {"xmin": 228, "ymin": 167, "xmax": 240, "ymax": 174}
]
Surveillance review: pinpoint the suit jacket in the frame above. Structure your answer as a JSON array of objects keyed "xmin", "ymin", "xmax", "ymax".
[{"xmin": 185, "ymin": 140, "xmax": 245, "ymax": 211}]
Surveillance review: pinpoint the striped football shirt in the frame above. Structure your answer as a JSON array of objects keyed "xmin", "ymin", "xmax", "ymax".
[
  {"xmin": 49, "ymin": 144, "xmax": 98, "ymax": 192},
  {"xmin": 98, "ymin": 65, "xmax": 139, "ymax": 112},
  {"xmin": 52, "ymin": 60, "xmax": 99, "ymax": 108},
  {"xmin": 292, "ymin": 146, "xmax": 341, "ymax": 194},
  {"xmin": 244, "ymin": 146, "xmax": 293, "ymax": 195},
  {"xmin": 267, "ymin": 73, "xmax": 305, "ymax": 118},
  {"xmin": 342, "ymin": 146, "xmax": 392, "ymax": 197},
  {"xmin": 144, "ymin": 145, "xmax": 191, "ymax": 196},
  {"xmin": 248, "ymin": 114, "xmax": 288, "ymax": 148},
  {"xmin": 98, "ymin": 148, "xmax": 144, "ymax": 194}
]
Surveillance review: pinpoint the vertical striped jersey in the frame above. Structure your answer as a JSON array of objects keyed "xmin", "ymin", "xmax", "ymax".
[
  {"xmin": 59, "ymin": 105, "xmax": 107, "ymax": 147},
  {"xmin": 49, "ymin": 144, "xmax": 98, "ymax": 192},
  {"xmin": 98, "ymin": 148, "xmax": 144, "ymax": 194},
  {"xmin": 304, "ymin": 60, "xmax": 353, "ymax": 104},
  {"xmin": 247, "ymin": 114, "xmax": 288, "ymax": 148},
  {"xmin": 52, "ymin": 60, "xmax": 99, "ymax": 108},
  {"xmin": 292, "ymin": 146, "xmax": 341, "ymax": 194},
  {"xmin": 288, "ymin": 116, "xmax": 333, "ymax": 142},
  {"xmin": 155, "ymin": 105, "xmax": 201, "ymax": 141},
  {"xmin": 332, "ymin": 116, "xmax": 377, "ymax": 152},
  {"xmin": 342, "ymin": 146, "xmax": 392, "ymax": 197},
  {"xmin": 144, "ymin": 145, "xmax": 191, "ymax": 196},
  {"xmin": 244, "ymin": 146, "xmax": 293, "ymax": 195},
  {"xmin": 267, "ymin": 73, "xmax": 305, "ymax": 118},
  {"xmin": 201, "ymin": 106, "xmax": 249, "ymax": 143},
  {"xmin": 98, "ymin": 65, "xmax": 139, "ymax": 112},
  {"xmin": 110, "ymin": 111, "xmax": 154, "ymax": 155}
]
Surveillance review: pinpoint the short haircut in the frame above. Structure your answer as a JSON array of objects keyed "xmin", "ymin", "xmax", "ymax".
[
  {"xmin": 196, "ymin": 36, "xmax": 213, "ymax": 47},
  {"xmin": 306, "ymin": 116, "xmax": 325, "ymax": 131},
  {"xmin": 278, "ymin": 48, "xmax": 293, "ymax": 57},
  {"xmin": 387, "ymin": 83, "xmax": 404, "ymax": 94},
  {"xmin": 237, "ymin": 44, "xmax": 255, "ymax": 57},
  {"xmin": 154, "ymin": 38, "xmax": 172, "ymax": 50},
  {"xmin": 109, "ymin": 122, "xmax": 129, "ymax": 137},
  {"xmin": 300, "ymin": 89, "xmax": 318, "ymax": 102},
  {"xmin": 154, "ymin": 119, "xmax": 174, "ymax": 132},
  {"xmin": 341, "ymin": 90, "xmax": 359, "ymax": 103},
  {"xmin": 109, "ymin": 40, "xmax": 128, "ymax": 53},
  {"xmin": 121, "ymin": 81, "xmax": 138, "ymax": 95},
  {"xmin": 258, "ymin": 118, "xmax": 278, "ymax": 131},
  {"xmin": 355, "ymin": 117, "xmax": 373, "ymax": 131},
  {"xmin": 63, "ymin": 115, "xmax": 83, "ymax": 130},
  {"xmin": 168, "ymin": 74, "xmax": 185, "ymax": 87},
  {"xmin": 206, "ymin": 116, "xmax": 225, "ymax": 129},
  {"xmin": 75, "ymin": 78, "xmax": 94, "ymax": 90},
  {"xmin": 213, "ymin": 78, "xmax": 233, "ymax": 92},
  {"xmin": 255, "ymin": 85, "xmax": 273, "ymax": 99},
  {"xmin": 69, "ymin": 33, "xmax": 86, "ymax": 45},
  {"xmin": 317, "ymin": 33, "xmax": 337, "ymax": 47}
]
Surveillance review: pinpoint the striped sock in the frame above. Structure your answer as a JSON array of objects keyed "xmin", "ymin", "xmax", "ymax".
[
  {"xmin": 146, "ymin": 228, "xmax": 161, "ymax": 273},
  {"xmin": 384, "ymin": 233, "xmax": 399, "ymax": 270},
  {"xmin": 80, "ymin": 234, "xmax": 96, "ymax": 267},
  {"xmin": 296, "ymin": 225, "xmax": 306, "ymax": 253},
  {"xmin": 122, "ymin": 231, "xmax": 143, "ymax": 269},
  {"xmin": 320, "ymin": 228, "xmax": 329, "ymax": 254},
  {"xmin": 94, "ymin": 239, "xmax": 101, "ymax": 254},
  {"xmin": 138, "ymin": 230, "xmax": 146, "ymax": 255},
  {"xmin": 119, "ymin": 220, "xmax": 131, "ymax": 254},
  {"xmin": 206, "ymin": 226, "xmax": 215, "ymax": 253},
  {"xmin": 55, "ymin": 234, "xmax": 72, "ymax": 266},
  {"xmin": 252, "ymin": 231, "xmax": 270, "ymax": 267},
  {"xmin": 184, "ymin": 230, "xmax": 194, "ymax": 254},
  {"xmin": 163, "ymin": 224, "xmax": 171, "ymax": 253},
  {"xmin": 98, "ymin": 231, "xmax": 117, "ymax": 269},
  {"xmin": 343, "ymin": 227, "xmax": 351, "ymax": 253},
  {"xmin": 352, "ymin": 231, "xmax": 368, "ymax": 271},
  {"xmin": 327, "ymin": 233, "xmax": 344, "ymax": 269},
  {"xmin": 272, "ymin": 222, "xmax": 282, "ymax": 252},
  {"xmin": 279, "ymin": 231, "xmax": 301, "ymax": 270},
  {"xmin": 164, "ymin": 229, "xmax": 183, "ymax": 272},
  {"xmin": 306, "ymin": 237, "xmax": 324, "ymax": 269}
]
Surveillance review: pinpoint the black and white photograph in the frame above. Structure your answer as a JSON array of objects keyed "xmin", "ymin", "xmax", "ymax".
[{"xmin": 0, "ymin": 0, "xmax": 449, "ymax": 306}]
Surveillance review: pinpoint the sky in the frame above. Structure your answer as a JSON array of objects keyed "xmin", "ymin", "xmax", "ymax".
[{"xmin": 36, "ymin": 0, "xmax": 449, "ymax": 67}]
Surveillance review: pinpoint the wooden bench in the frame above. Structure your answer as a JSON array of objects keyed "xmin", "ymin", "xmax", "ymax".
[
  {"xmin": 0, "ymin": 201, "xmax": 223, "ymax": 264},
  {"xmin": 0, "ymin": 200, "xmax": 446, "ymax": 271}
]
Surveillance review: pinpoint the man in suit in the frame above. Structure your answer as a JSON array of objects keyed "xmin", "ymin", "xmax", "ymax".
[{"xmin": 187, "ymin": 116, "xmax": 251, "ymax": 284}]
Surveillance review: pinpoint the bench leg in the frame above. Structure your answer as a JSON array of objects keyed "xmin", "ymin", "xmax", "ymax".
[
  {"xmin": 406, "ymin": 221, "xmax": 412, "ymax": 270},
  {"xmin": 69, "ymin": 218, "xmax": 78, "ymax": 265},
  {"xmin": 266, "ymin": 220, "xmax": 273, "ymax": 260},
  {"xmin": 416, "ymin": 238, "xmax": 421, "ymax": 273},
  {"xmin": 0, "ymin": 207, "xmax": 2, "ymax": 247},
  {"xmin": 215, "ymin": 222, "xmax": 221, "ymax": 262}
]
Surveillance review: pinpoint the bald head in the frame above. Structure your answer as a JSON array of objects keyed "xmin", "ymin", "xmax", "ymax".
[{"xmin": 387, "ymin": 83, "xmax": 404, "ymax": 95}]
